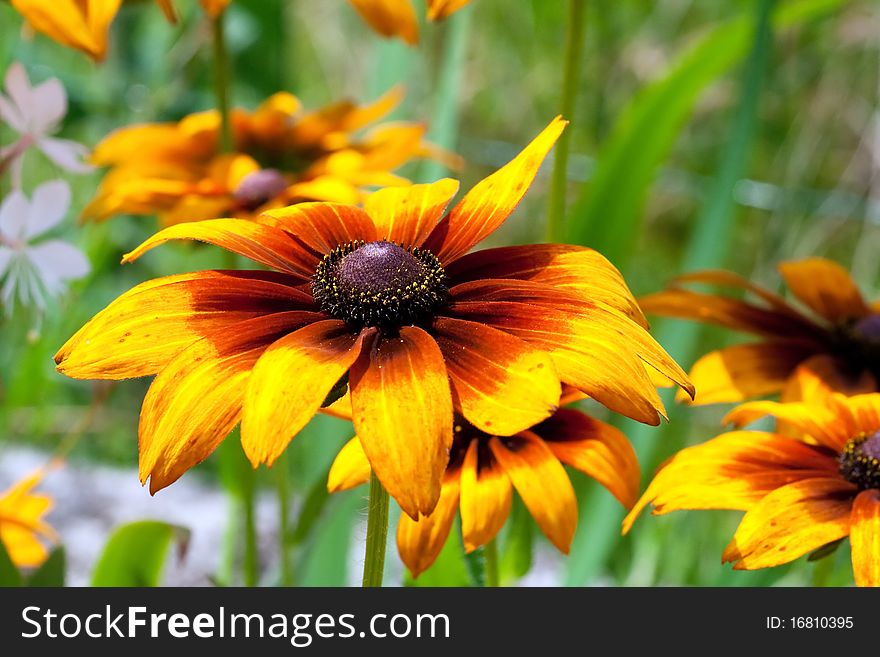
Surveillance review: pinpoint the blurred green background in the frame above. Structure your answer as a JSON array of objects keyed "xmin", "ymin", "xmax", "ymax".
[{"xmin": 1, "ymin": 0, "xmax": 876, "ymax": 586}]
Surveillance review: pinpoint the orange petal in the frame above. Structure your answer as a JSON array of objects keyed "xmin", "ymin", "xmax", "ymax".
[
  {"xmin": 685, "ymin": 341, "xmax": 817, "ymax": 405},
  {"xmin": 725, "ymin": 398, "xmax": 853, "ymax": 451},
  {"xmin": 850, "ymin": 489, "xmax": 880, "ymax": 587},
  {"xmin": 122, "ymin": 218, "xmax": 316, "ymax": 277},
  {"xmin": 447, "ymin": 244, "xmax": 647, "ymax": 328},
  {"xmin": 623, "ymin": 431, "xmax": 838, "ymax": 534},
  {"xmin": 722, "ymin": 478, "xmax": 855, "ymax": 570},
  {"xmin": 199, "ymin": 0, "xmax": 230, "ymax": 18},
  {"xmin": 833, "ymin": 393, "xmax": 880, "ymax": 442},
  {"xmin": 55, "ymin": 271, "xmax": 315, "ymax": 379},
  {"xmin": 639, "ymin": 287, "xmax": 822, "ymax": 339},
  {"xmin": 364, "ymin": 179, "xmax": 460, "ymax": 247},
  {"xmin": 327, "ymin": 437, "xmax": 371, "ymax": 492},
  {"xmin": 423, "ymin": 117, "xmax": 567, "ymax": 264},
  {"xmin": 427, "ymin": 0, "xmax": 472, "ymax": 21},
  {"xmin": 0, "ymin": 470, "xmax": 55, "ymax": 568},
  {"xmin": 258, "ymin": 202, "xmax": 377, "ymax": 256},
  {"xmin": 397, "ymin": 474, "xmax": 460, "ymax": 578},
  {"xmin": 673, "ymin": 269, "xmax": 804, "ymax": 315},
  {"xmin": 459, "ymin": 439, "xmax": 512, "ymax": 552},
  {"xmin": 535, "ymin": 408, "xmax": 640, "ymax": 509},
  {"xmin": 489, "ymin": 432, "xmax": 577, "ymax": 553},
  {"xmin": 241, "ymin": 321, "xmax": 372, "ymax": 466},
  {"xmin": 11, "ymin": 0, "xmax": 117, "ymax": 60},
  {"xmin": 447, "ymin": 298, "xmax": 670, "ymax": 425},
  {"xmin": 349, "ymin": 0, "xmax": 420, "ymax": 45},
  {"xmin": 781, "ymin": 355, "xmax": 876, "ymax": 403},
  {"xmin": 778, "ymin": 258, "xmax": 869, "ymax": 324},
  {"xmin": 139, "ymin": 311, "xmax": 316, "ymax": 493},
  {"xmin": 432, "ymin": 317, "xmax": 560, "ymax": 436},
  {"xmin": 350, "ymin": 327, "xmax": 454, "ymax": 519}
]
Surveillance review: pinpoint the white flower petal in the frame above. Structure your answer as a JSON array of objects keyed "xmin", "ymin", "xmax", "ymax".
[
  {"xmin": 0, "ymin": 93, "xmax": 26, "ymax": 133},
  {"xmin": 26, "ymin": 240, "xmax": 91, "ymax": 286},
  {"xmin": 0, "ymin": 245, "xmax": 13, "ymax": 278},
  {"xmin": 0, "ymin": 189, "xmax": 30, "ymax": 241},
  {"xmin": 25, "ymin": 180, "xmax": 71, "ymax": 238},
  {"xmin": 38, "ymin": 137, "xmax": 94, "ymax": 174},
  {"xmin": 29, "ymin": 77, "xmax": 67, "ymax": 134},
  {"xmin": 3, "ymin": 63, "xmax": 31, "ymax": 120}
]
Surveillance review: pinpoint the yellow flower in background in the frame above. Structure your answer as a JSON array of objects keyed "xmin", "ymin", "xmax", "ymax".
[
  {"xmin": 624, "ymin": 367, "xmax": 880, "ymax": 587},
  {"xmin": 0, "ymin": 470, "xmax": 56, "ymax": 568},
  {"xmin": 10, "ymin": 0, "xmax": 176, "ymax": 61},
  {"xmin": 640, "ymin": 257, "xmax": 880, "ymax": 405},
  {"xmin": 329, "ymin": 398, "xmax": 640, "ymax": 577},
  {"xmin": 82, "ymin": 87, "xmax": 459, "ymax": 226},
  {"xmin": 349, "ymin": 0, "xmax": 472, "ymax": 46}
]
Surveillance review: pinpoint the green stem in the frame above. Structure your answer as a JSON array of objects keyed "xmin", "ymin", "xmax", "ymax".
[
  {"xmin": 484, "ymin": 538, "xmax": 499, "ymax": 587},
  {"xmin": 212, "ymin": 13, "xmax": 233, "ymax": 153},
  {"xmin": 276, "ymin": 451, "xmax": 293, "ymax": 586},
  {"xmin": 545, "ymin": 0, "xmax": 587, "ymax": 242},
  {"xmin": 242, "ymin": 472, "xmax": 259, "ymax": 587},
  {"xmin": 362, "ymin": 471, "xmax": 390, "ymax": 587}
]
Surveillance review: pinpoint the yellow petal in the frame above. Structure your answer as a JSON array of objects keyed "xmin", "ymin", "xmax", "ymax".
[
  {"xmin": 397, "ymin": 474, "xmax": 460, "ymax": 577},
  {"xmin": 349, "ymin": 0, "xmax": 419, "ymax": 45},
  {"xmin": 778, "ymin": 258, "xmax": 869, "ymax": 324},
  {"xmin": 364, "ymin": 179, "xmax": 459, "ymax": 247},
  {"xmin": 459, "ymin": 439, "xmax": 512, "ymax": 552},
  {"xmin": 327, "ymin": 437, "xmax": 371, "ymax": 492},
  {"xmin": 850, "ymin": 489, "xmax": 880, "ymax": 587}
]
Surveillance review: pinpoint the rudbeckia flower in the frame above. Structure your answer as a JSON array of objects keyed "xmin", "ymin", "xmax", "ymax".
[
  {"xmin": 82, "ymin": 88, "xmax": 456, "ymax": 226},
  {"xmin": 640, "ymin": 258, "xmax": 880, "ymax": 405},
  {"xmin": 349, "ymin": 0, "xmax": 472, "ymax": 46},
  {"xmin": 10, "ymin": 0, "xmax": 176, "ymax": 62},
  {"xmin": 624, "ymin": 368, "xmax": 880, "ymax": 587},
  {"xmin": 56, "ymin": 117, "xmax": 692, "ymax": 518},
  {"xmin": 328, "ymin": 401, "xmax": 639, "ymax": 577},
  {"xmin": 0, "ymin": 470, "xmax": 56, "ymax": 568}
]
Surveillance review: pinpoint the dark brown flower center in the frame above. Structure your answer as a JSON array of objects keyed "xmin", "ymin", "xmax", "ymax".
[
  {"xmin": 233, "ymin": 169, "xmax": 288, "ymax": 210},
  {"xmin": 839, "ymin": 430, "xmax": 880, "ymax": 490},
  {"xmin": 853, "ymin": 314, "xmax": 880, "ymax": 343},
  {"xmin": 311, "ymin": 240, "xmax": 447, "ymax": 329}
]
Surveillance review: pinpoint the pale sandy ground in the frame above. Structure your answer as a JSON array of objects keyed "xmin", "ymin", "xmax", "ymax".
[{"xmin": 0, "ymin": 446, "xmax": 562, "ymax": 586}]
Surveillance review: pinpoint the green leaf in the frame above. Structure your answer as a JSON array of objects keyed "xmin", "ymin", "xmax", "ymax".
[
  {"xmin": 565, "ymin": 0, "xmax": 844, "ymax": 269},
  {"xmin": 297, "ymin": 493, "xmax": 361, "ymax": 587},
  {"xmin": 0, "ymin": 539, "xmax": 23, "ymax": 588},
  {"xmin": 91, "ymin": 521, "xmax": 190, "ymax": 587},
  {"xmin": 499, "ymin": 496, "xmax": 533, "ymax": 585},
  {"xmin": 807, "ymin": 538, "xmax": 845, "ymax": 562},
  {"xmin": 26, "ymin": 547, "xmax": 66, "ymax": 587}
]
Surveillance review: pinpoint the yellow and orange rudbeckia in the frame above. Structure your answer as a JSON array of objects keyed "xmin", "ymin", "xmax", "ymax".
[
  {"xmin": 82, "ymin": 88, "xmax": 456, "ymax": 226},
  {"xmin": 349, "ymin": 0, "xmax": 472, "ymax": 46},
  {"xmin": 56, "ymin": 117, "xmax": 692, "ymax": 519},
  {"xmin": 641, "ymin": 257, "xmax": 880, "ymax": 405},
  {"xmin": 624, "ymin": 367, "xmax": 880, "ymax": 587},
  {"xmin": 0, "ymin": 470, "xmax": 56, "ymax": 568},
  {"xmin": 329, "ymin": 401, "xmax": 640, "ymax": 577},
  {"xmin": 10, "ymin": 0, "xmax": 176, "ymax": 61}
]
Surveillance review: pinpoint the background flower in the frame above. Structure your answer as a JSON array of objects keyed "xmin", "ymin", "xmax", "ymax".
[{"xmin": 0, "ymin": 469, "xmax": 56, "ymax": 569}]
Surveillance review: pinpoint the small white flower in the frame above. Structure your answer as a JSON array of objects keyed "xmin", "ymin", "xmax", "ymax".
[
  {"xmin": 0, "ymin": 180, "xmax": 91, "ymax": 314},
  {"xmin": 0, "ymin": 62, "xmax": 93, "ymax": 187}
]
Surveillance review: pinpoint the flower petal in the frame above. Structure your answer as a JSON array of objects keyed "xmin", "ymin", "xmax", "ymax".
[
  {"xmin": 327, "ymin": 437, "xmax": 371, "ymax": 492},
  {"xmin": 38, "ymin": 137, "xmax": 93, "ymax": 174},
  {"xmin": 139, "ymin": 311, "xmax": 316, "ymax": 493},
  {"xmin": 24, "ymin": 180, "xmax": 71, "ymax": 238},
  {"xmin": 725, "ymin": 398, "xmax": 854, "ymax": 452},
  {"xmin": 778, "ymin": 258, "xmax": 869, "ymax": 323},
  {"xmin": 447, "ymin": 244, "xmax": 647, "ymax": 328},
  {"xmin": 459, "ymin": 439, "xmax": 512, "ymax": 552},
  {"xmin": 28, "ymin": 77, "xmax": 66, "ymax": 135},
  {"xmin": 364, "ymin": 179, "xmax": 460, "ymax": 247},
  {"xmin": 26, "ymin": 240, "xmax": 90, "ymax": 294},
  {"xmin": 623, "ymin": 431, "xmax": 838, "ymax": 533},
  {"xmin": 423, "ymin": 117, "xmax": 567, "ymax": 264},
  {"xmin": 722, "ymin": 478, "xmax": 855, "ymax": 570},
  {"xmin": 258, "ymin": 202, "xmax": 377, "ymax": 257},
  {"xmin": 850, "ymin": 489, "xmax": 880, "ymax": 587},
  {"xmin": 535, "ymin": 408, "xmax": 640, "ymax": 509},
  {"xmin": 55, "ymin": 271, "xmax": 316, "ymax": 379},
  {"xmin": 489, "ymin": 432, "xmax": 577, "ymax": 553},
  {"xmin": 433, "ymin": 317, "xmax": 560, "ymax": 436},
  {"xmin": 0, "ymin": 189, "xmax": 29, "ymax": 241},
  {"xmin": 397, "ymin": 474, "xmax": 460, "ymax": 578},
  {"xmin": 685, "ymin": 341, "xmax": 818, "ymax": 405},
  {"xmin": 427, "ymin": 0, "xmax": 472, "ymax": 20},
  {"xmin": 241, "ymin": 321, "xmax": 372, "ymax": 467},
  {"xmin": 122, "ymin": 218, "xmax": 315, "ymax": 277},
  {"xmin": 350, "ymin": 327, "xmax": 454, "ymax": 519},
  {"xmin": 349, "ymin": 0, "xmax": 420, "ymax": 45}
]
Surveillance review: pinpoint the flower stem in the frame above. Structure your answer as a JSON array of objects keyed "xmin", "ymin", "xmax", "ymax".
[
  {"xmin": 545, "ymin": 0, "xmax": 587, "ymax": 242},
  {"xmin": 276, "ymin": 451, "xmax": 294, "ymax": 586},
  {"xmin": 242, "ymin": 471, "xmax": 259, "ymax": 587},
  {"xmin": 362, "ymin": 470, "xmax": 389, "ymax": 587},
  {"xmin": 484, "ymin": 538, "xmax": 499, "ymax": 587},
  {"xmin": 212, "ymin": 13, "xmax": 233, "ymax": 153}
]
